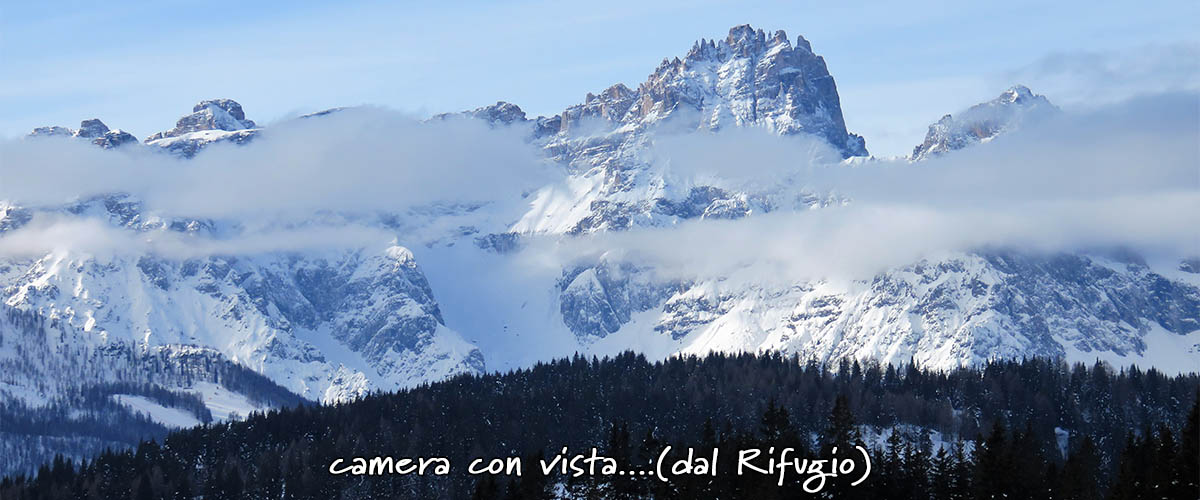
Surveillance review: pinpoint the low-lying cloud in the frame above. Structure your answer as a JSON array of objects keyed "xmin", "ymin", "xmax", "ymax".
[
  {"xmin": 0, "ymin": 215, "xmax": 398, "ymax": 260},
  {"xmin": 1, "ymin": 92, "xmax": 1196, "ymax": 280},
  {"xmin": 0, "ymin": 107, "xmax": 554, "ymax": 219},
  {"xmin": 1004, "ymin": 44, "xmax": 1200, "ymax": 108},
  {"xmin": 540, "ymin": 92, "xmax": 1200, "ymax": 282},
  {"xmin": 540, "ymin": 193, "xmax": 1199, "ymax": 284},
  {"xmin": 649, "ymin": 127, "xmax": 841, "ymax": 190}
]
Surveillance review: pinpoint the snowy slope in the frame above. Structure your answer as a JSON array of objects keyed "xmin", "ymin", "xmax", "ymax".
[{"xmin": 111, "ymin": 395, "xmax": 203, "ymax": 429}]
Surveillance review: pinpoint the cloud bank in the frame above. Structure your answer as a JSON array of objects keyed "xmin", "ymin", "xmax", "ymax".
[
  {"xmin": 1, "ymin": 93, "xmax": 1196, "ymax": 280},
  {"xmin": 1004, "ymin": 44, "xmax": 1200, "ymax": 108},
  {"xmin": 0, "ymin": 215, "xmax": 399, "ymax": 261},
  {"xmin": 539, "ymin": 92, "xmax": 1200, "ymax": 282},
  {"xmin": 0, "ymin": 107, "xmax": 554, "ymax": 219}
]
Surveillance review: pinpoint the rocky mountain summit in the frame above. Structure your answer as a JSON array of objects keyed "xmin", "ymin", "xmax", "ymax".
[
  {"xmin": 463, "ymin": 25, "xmax": 863, "ymax": 236},
  {"xmin": 25, "ymin": 99, "xmax": 260, "ymax": 156},
  {"xmin": 28, "ymin": 118, "xmax": 138, "ymax": 149},
  {"xmin": 550, "ymin": 25, "xmax": 866, "ymax": 157},
  {"xmin": 911, "ymin": 85, "xmax": 1057, "ymax": 161},
  {"xmin": 143, "ymin": 99, "xmax": 261, "ymax": 157},
  {"xmin": 460, "ymin": 25, "xmax": 867, "ymax": 158}
]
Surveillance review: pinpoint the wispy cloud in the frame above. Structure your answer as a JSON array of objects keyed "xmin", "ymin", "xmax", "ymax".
[
  {"xmin": 537, "ymin": 92, "xmax": 1200, "ymax": 282},
  {"xmin": 0, "ymin": 215, "xmax": 397, "ymax": 260},
  {"xmin": 1, "ymin": 93, "xmax": 1196, "ymax": 279},
  {"xmin": 0, "ymin": 107, "xmax": 555, "ymax": 219},
  {"xmin": 1002, "ymin": 43, "xmax": 1200, "ymax": 108}
]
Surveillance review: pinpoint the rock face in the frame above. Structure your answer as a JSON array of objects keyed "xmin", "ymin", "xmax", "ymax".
[
  {"xmin": 143, "ymin": 99, "xmax": 260, "ymax": 157},
  {"xmin": 468, "ymin": 101, "xmax": 528, "ymax": 126},
  {"xmin": 146, "ymin": 99, "xmax": 256, "ymax": 140},
  {"xmin": 74, "ymin": 118, "xmax": 110, "ymax": 139},
  {"xmin": 27, "ymin": 119, "xmax": 138, "ymax": 149},
  {"xmin": 911, "ymin": 85, "xmax": 1057, "ymax": 161},
  {"xmin": 537, "ymin": 25, "xmax": 867, "ymax": 157},
  {"xmin": 91, "ymin": 130, "xmax": 138, "ymax": 149},
  {"xmin": 0, "ymin": 195, "xmax": 484, "ymax": 404},
  {"xmin": 28, "ymin": 125, "xmax": 73, "ymax": 137},
  {"xmin": 503, "ymin": 25, "xmax": 855, "ymax": 237},
  {"xmin": 661, "ymin": 252, "xmax": 1199, "ymax": 369},
  {"xmin": 548, "ymin": 243, "xmax": 1200, "ymax": 371},
  {"xmin": 558, "ymin": 258, "xmax": 677, "ymax": 339}
]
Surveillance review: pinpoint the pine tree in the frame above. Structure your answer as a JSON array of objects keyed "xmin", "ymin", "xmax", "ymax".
[
  {"xmin": 903, "ymin": 429, "xmax": 931, "ymax": 499},
  {"xmin": 1107, "ymin": 433, "xmax": 1142, "ymax": 500},
  {"xmin": 1180, "ymin": 395, "xmax": 1200, "ymax": 498},
  {"xmin": 880, "ymin": 428, "xmax": 905, "ymax": 496},
  {"xmin": 1059, "ymin": 435, "xmax": 1102, "ymax": 500},
  {"xmin": 822, "ymin": 394, "xmax": 862, "ymax": 451},
  {"xmin": 471, "ymin": 475, "xmax": 500, "ymax": 500},
  {"xmin": 930, "ymin": 446, "xmax": 954, "ymax": 500},
  {"xmin": 606, "ymin": 421, "xmax": 636, "ymax": 499},
  {"xmin": 949, "ymin": 441, "xmax": 972, "ymax": 500},
  {"xmin": 134, "ymin": 472, "xmax": 154, "ymax": 500},
  {"xmin": 1153, "ymin": 426, "xmax": 1179, "ymax": 496},
  {"xmin": 973, "ymin": 420, "xmax": 1012, "ymax": 499},
  {"xmin": 518, "ymin": 450, "xmax": 553, "ymax": 500},
  {"xmin": 819, "ymin": 394, "xmax": 869, "ymax": 499}
]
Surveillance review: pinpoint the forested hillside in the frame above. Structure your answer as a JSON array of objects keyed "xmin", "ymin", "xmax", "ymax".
[{"xmin": 2, "ymin": 352, "xmax": 1196, "ymax": 499}]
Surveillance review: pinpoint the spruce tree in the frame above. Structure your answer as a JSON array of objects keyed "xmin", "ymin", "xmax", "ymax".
[
  {"xmin": 1180, "ymin": 395, "xmax": 1200, "ymax": 498},
  {"xmin": 1059, "ymin": 435, "xmax": 1102, "ymax": 500}
]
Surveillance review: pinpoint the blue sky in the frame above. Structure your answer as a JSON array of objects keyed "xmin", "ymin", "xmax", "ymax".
[{"xmin": 2, "ymin": 0, "xmax": 1197, "ymax": 155}]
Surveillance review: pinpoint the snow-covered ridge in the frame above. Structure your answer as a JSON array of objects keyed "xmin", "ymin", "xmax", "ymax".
[
  {"xmin": 569, "ymin": 251, "xmax": 1200, "ymax": 374},
  {"xmin": 25, "ymin": 99, "xmax": 260, "ymax": 158},
  {"xmin": 0, "ymin": 195, "xmax": 484, "ymax": 405}
]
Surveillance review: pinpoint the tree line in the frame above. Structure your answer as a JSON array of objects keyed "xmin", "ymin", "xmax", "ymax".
[{"xmin": 0, "ymin": 351, "xmax": 1196, "ymax": 499}]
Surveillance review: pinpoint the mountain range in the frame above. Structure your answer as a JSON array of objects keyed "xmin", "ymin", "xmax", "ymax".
[{"xmin": 2, "ymin": 24, "xmax": 1197, "ymax": 476}]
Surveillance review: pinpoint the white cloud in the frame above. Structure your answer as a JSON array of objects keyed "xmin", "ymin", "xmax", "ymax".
[
  {"xmin": 1002, "ymin": 43, "xmax": 1200, "ymax": 108},
  {"xmin": 0, "ymin": 215, "xmax": 398, "ymax": 260},
  {"xmin": 535, "ymin": 92, "xmax": 1200, "ymax": 283},
  {"xmin": 0, "ymin": 107, "xmax": 555, "ymax": 219},
  {"xmin": 649, "ymin": 127, "xmax": 841, "ymax": 189},
  {"xmin": 1, "ymin": 92, "xmax": 1196, "ymax": 281}
]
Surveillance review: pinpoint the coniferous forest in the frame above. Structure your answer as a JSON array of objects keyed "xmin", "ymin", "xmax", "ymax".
[{"xmin": 1, "ymin": 352, "xmax": 1197, "ymax": 499}]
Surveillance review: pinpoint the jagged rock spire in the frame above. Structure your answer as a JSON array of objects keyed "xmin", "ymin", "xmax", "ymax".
[{"xmin": 549, "ymin": 24, "xmax": 869, "ymax": 157}]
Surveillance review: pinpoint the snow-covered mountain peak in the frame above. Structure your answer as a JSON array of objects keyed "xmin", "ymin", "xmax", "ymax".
[
  {"xmin": 146, "ymin": 98, "xmax": 256, "ymax": 142},
  {"xmin": 466, "ymin": 101, "xmax": 528, "ymax": 126},
  {"xmin": 528, "ymin": 24, "xmax": 866, "ymax": 158},
  {"xmin": 504, "ymin": 25, "xmax": 865, "ymax": 235},
  {"xmin": 193, "ymin": 98, "xmax": 255, "ymax": 126},
  {"xmin": 633, "ymin": 24, "xmax": 866, "ymax": 157},
  {"xmin": 75, "ymin": 118, "xmax": 110, "ymax": 139},
  {"xmin": 911, "ymin": 85, "xmax": 1058, "ymax": 161},
  {"xmin": 999, "ymin": 84, "xmax": 1036, "ymax": 104},
  {"xmin": 713, "ymin": 24, "xmax": 792, "ymax": 57},
  {"xmin": 144, "ymin": 99, "xmax": 260, "ymax": 157}
]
